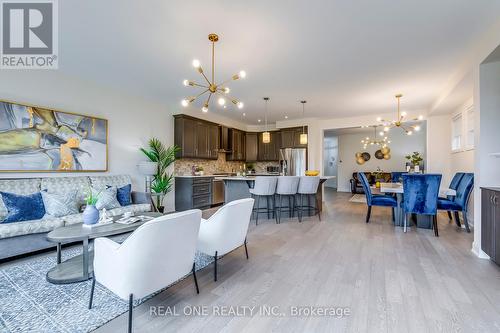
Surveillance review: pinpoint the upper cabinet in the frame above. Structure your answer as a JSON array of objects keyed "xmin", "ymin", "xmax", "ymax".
[
  {"xmin": 281, "ymin": 127, "xmax": 308, "ymax": 148},
  {"xmin": 227, "ymin": 129, "xmax": 246, "ymax": 161},
  {"xmin": 245, "ymin": 132, "xmax": 258, "ymax": 162},
  {"xmin": 258, "ymin": 131, "xmax": 281, "ymax": 161},
  {"xmin": 174, "ymin": 115, "xmax": 219, "ymax": 160}
]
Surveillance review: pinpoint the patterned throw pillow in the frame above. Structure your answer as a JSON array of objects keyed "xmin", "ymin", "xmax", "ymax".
[
  {"xmin": 41, "ymin": 190, "xmax": 79, "ymax": 218},
  {"xmin": 93, "ymin": 186, "xmax": 121, "ymax": 210},
  {"xmin": 116, "ymin": 184, "xmax": 132, "ymax": 206},
  {"xmin": 0, "ymin": 191, "xmax": 45, "ymax": 223}
]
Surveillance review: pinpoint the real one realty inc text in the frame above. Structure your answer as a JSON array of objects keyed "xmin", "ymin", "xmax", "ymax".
[{"xmin": 150, "ymin": 305, "xmax": 351, "ymax": 318}]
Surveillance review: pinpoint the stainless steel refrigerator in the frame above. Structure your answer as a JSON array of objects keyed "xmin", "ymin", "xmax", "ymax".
[{"xmin": 279, "ymin": 148, "xmax": 307, "ymax": 176}]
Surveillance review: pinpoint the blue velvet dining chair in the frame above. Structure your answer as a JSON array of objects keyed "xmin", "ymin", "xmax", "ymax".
[
  {"xmin": 437, "ymin": 173, "xmax": 474, "ymax": 233},
  {"xmin": 402, "ymin": 174, "xmax": 442, "ymax": 236},
  {"xmin": 439, "ymin": 172, "xmax": 465, "ymax": 222},
  {"xmin": 358, "ymin": 172, "xmax": 397, "ymax": 223}
]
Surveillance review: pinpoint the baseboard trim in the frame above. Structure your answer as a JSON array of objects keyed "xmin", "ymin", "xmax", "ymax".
[{"xmin": 471, "ymin": 241, "xmax": 490, "ymax": 259}]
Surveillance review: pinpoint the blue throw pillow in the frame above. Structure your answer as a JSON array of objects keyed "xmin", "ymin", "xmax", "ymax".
[
  {"xmin": 116, "ymin": 184, "xmax": 132, "ymax": 206},
  {"xmin": 0, "ymin": 191, "xmax": 46, "ymax": 223}
]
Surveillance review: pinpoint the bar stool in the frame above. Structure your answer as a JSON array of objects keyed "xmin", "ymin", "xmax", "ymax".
[
  {"xmin": 275, "ymin": 176, "xmax": 300, "ymax": 224},
  {"xmin": 296, "ymin": 176, "xmax": 321, "ymax": 222},
  {"xmin": 249, "ymin": 176, "xmax": 278, "ymax": 225}
]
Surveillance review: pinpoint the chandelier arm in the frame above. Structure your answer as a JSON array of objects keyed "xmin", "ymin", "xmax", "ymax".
[
  {"xmin": 216, "ymin": 76, "xmax": 237, "ymax": 87},
  {"xmin": 198, "ymin": 70, "xmax": 212, "ymax": 86},
  {"xmin": 190, "ymin": 89, "xmax": 210, "ymax": 101},
  {"xmin": 206, "ymin": 92, "xmax": 213, "ymax": 105},
  {"xmin": 190, "ymin": 82, "xmax": 209, "ymax": 88}
]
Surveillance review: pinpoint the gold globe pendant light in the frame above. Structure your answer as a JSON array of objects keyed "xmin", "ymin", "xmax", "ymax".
[
  {"xmin": 377, "ymin": 94, "xmax": 423, "ymax": 135},
  {"xmin": 262, "ymin": 97, "xmax": 271, "ymax": 143},
  {"xmin": 181, "ymin": 33, "xmax": 246, "ymax": 113},
  {"xmin": 299, "ymin": 100, "xmax": 308, "ymax": 145}
]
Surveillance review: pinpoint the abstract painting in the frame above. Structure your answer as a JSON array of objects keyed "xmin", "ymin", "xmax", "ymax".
[{"xmin": 0, "ymin": 100, "xmax": 107, "ymax": 172}]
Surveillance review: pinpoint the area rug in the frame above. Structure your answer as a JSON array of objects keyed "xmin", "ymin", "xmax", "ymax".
[
  {"xmin": 0, "ymin": 242, "xmax": 214, "ymax": 333},
  {"xmin": 349, "ymin": 194, "xmax": 367, "ymax": 203}
]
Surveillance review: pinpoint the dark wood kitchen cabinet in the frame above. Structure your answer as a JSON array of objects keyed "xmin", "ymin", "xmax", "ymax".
[
  {"xmin": 174, "ymin": 115, "xmax": 218, "ymax": 160},
  {"xmin": 245, "ymin": 132, "xmax": 258, "ymax": 162},
  {"xmin": 482, "ymin": 187, "xmax": 500, "ymax": 264},
  {"xmin": 258, "ymin": 131, "xmax": 281, "ymax": 161},
  {"xmin": 281, "ymin": 126, "xmax": 308, "ymax": 148},
  {"xmin": 227, "ymin": 129, "xmax": 246, "ymax": 161}
]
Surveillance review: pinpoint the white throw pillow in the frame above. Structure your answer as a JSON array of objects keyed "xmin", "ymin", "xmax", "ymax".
[
  {"xmin": 41, "ymin": 190, "xmax": 79, "ymax": 218},
  {"xmin": 93, "ymin": 186, "xmax": 121, "ymax": 210}
]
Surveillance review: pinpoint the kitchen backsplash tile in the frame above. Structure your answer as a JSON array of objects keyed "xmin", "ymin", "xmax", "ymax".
[
  {"xmin": 174, "ymin": 154, "xmax": 280, "ymax": 176},
  {"xmin": 174, "ymin": 153, "xmax": 245, "ymax": 175}
]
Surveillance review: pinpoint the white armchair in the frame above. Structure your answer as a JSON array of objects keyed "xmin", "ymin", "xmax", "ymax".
[
  {"xmin": 88, "ymin": 209, "xmax": 202, "ymax": 333},
  {"xmin": 197, "ymin": 198, "xmax": 254, "ymax": 281}
]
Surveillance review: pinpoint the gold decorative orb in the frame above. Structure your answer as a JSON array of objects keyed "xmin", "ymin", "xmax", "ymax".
[
  {"xmin": 381, "ymin": 147, "xmax": 390, "ymax": 155},
  {"xmin": 383, "ymin": 153, "xmax": 391, "ymax": 160},
  {"xmin": 355, "ymin": 152, "xmax": 362, "ymax": 158},
  {"xmin": 356, "ymin": 157, "xmax": 365, "ymax": 165}
]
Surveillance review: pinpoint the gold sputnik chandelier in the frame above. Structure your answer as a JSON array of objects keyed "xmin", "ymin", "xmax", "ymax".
[
  {"xmin": 361, "ymin": 125, "xmax": 391, "ymax": 149},
  {"xmin": 181, "ymin": 33, "xmax": 246, "ymax": 113},
  {"xmin": 377, "ymin": 94, "xmax": 423, "ymax": 136}
]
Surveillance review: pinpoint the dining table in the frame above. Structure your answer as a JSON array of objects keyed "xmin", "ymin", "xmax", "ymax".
[{"xmin": 373, "ymin": 182, "xmax": 457, "ymax": 229}]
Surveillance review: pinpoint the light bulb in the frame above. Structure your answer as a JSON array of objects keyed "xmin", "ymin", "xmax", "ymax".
[
  {"xmin": 384, "ymin": 126, "xmax": 389, "ymax": 132},
  {"xmin": 218, "ymin": 98, "xmax": 226, "ymax": 106},
  {"xmin": 370, "ymin": 142, "xmax": 374, "ymax": 145},
  {"xmin": 239, "ymin": 70, "xmax": 246, "ymax": 79},
  {"xmin": 224, "ymin": 87, "xmax": 230, "ymax": 94},
  {"xmin": 366, "ymin": 137, "xmax": 369, "ymax": 140},
  {"xmin": 401, "ymin": 111, "xmax": 407, "ymax": 117},
  {"xmin": 285, "ymin": 116, "xmax": 288, "ymax": 119},
  {"xmin": 379, "ymin": 131, "xmax": 384, "ymax": 136},
  {"xmin": 242, "ymin": 113, "xmax": 246, "ymax": 116},
  {"xmin": 181, "ymin": 99, "xmax": 189, "ymax": 107},
  {"xmin": 192, "ymin": 59, "xmax": 201, "ymax": 68},
  {"xmin": 299, "ymin": 133, "xmax": 308, "ymax": 145},
  {"xmin": 376, "ymin": 117, "xmax": 382, "ymax": 122},
  {"xmin": 414, "ymin": 125, "xmax": 421, "ymax": 131},
  {"xmin": 418, "ymin": 115, "xmax": 424, "ymax": 120},
  {"xmin": 388, "ymin": 140, "xmax": 391, "ymax": 143},
  {"xmin": 183, "ymin": 79, "xmax": 189, "ymax": 86},
  {"xmin": 237, "ymin": 101, "xmax": 244, "ymax": 109},
  {"xmin": 202, "ymin": 105, "xmax": 208, "ymax": 113},
  {"xmin": 407, "ymin": 131, "xmax": 413, "ymax": 135},
  {"xmin": 258, "ymin": 119, "xmax": 261, "ymax": 122}
]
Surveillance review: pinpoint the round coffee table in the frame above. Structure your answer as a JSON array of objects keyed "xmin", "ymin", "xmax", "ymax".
[{"xmin": 46, "ymin": 212, "xmax": 162, "ymax": 284}]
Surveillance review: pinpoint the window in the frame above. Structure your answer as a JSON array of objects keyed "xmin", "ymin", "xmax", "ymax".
[
  {"xmin": 465, "ymin": 105, "xmax": 474, "ymax": 149},
  {"xmin": 451, "ymin": 113, "xmax": 462, "ymax": 151}
]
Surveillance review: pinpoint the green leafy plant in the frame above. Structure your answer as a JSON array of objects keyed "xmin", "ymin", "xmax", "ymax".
[
  {"xmin": 140, "ymin": 138, "xmax": 179, "ymax": 208},
  {"xmin": 84, "ymin": 187, "xmax": 101, "ymax": 206},
  {"xmin": 195, "ymin": 166, "xmax": 204, "ymax": 172},
  {"xmin": 372, "ymin": 167, "xmax": 384, "ymax": 180},
  {"xmin": 405, "ymin": 151, "xmax": 423, "ymax": 166}
]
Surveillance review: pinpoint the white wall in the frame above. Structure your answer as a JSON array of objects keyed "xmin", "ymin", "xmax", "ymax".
[
  {"xmin": 426, "ymin": 114, "xmax": 452, "ymax": 187},
  {"xmin": 336, "ymin": 126, "xmax": 427, "ymax": 192}
]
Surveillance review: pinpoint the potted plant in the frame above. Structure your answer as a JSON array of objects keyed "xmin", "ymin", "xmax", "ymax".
[
  {"xmin": 195, "ymin": 166, "xmax": 204, "ymax": 176},
  {"xmin": 372, "ymin": 167, "xmax": 384, "ymax": 188},
  {"xmin": 140, "ymin": 138, "xmax": 179, "ymax": 213},
  {"xmin": 83, "ymin": 188, "xmax": 101, "ymax": 225},
  {"xmin": 405, "ymin": 152, "xmax": 424, "ymax": 173}
]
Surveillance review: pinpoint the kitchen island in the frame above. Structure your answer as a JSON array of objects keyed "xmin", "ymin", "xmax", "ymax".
[{"xmin": 217, "ymin": 176, "xmax": 331, "ymax": 218}]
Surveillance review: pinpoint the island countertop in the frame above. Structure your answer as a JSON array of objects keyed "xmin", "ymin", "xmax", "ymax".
[{"xmin": 216, "ymin": 176, "xmax": 335, "ymax": 181}]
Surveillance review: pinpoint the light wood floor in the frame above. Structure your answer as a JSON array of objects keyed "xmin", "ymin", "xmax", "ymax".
[{"xmin": 97, "ymin": 189, "xmax": 500, "ymax": 333}]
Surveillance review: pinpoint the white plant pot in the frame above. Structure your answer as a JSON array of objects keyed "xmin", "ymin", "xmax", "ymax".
[{"xmin": 138, "ymin": 161, "xmax": 158, "ymax": 176}]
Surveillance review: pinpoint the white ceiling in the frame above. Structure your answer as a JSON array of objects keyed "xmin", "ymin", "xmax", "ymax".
[{"xmin": 60, "ymin": 0, "xmax": 500, "ymax": 124}]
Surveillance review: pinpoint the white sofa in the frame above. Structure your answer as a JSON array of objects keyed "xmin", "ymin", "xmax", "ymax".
[{"xmin": 0, "ymin": 175, "xmax": 151, "ymax": 260}]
